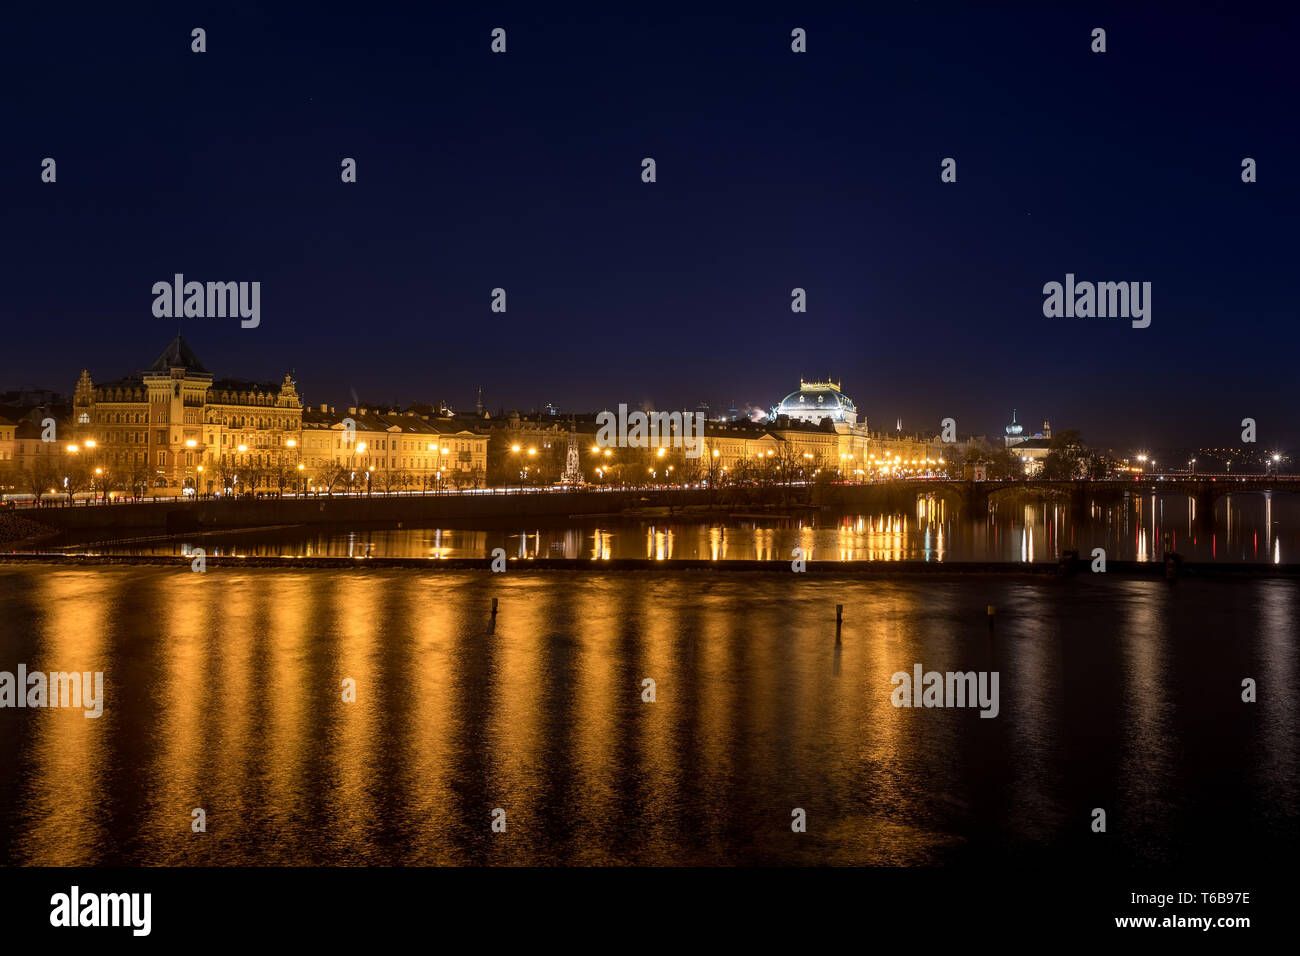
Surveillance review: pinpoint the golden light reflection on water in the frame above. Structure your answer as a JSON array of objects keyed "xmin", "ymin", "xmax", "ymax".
[
  {"xmin": 325, "ymin": 575, "xmax": 382, "ymax": 859},
  {"xmin": 485, "ymin": 577, "xmax": 550, "ymax": 862},
  {"xmin": 15, "ymin": 572, "xmax": 109, "ymax": 864},
  {"xmin": 258, "ymin": 574, "xmax": 313, "ymax": 863},
  {"xmin": 149, "ymin": 575, "xmax": 216, "ymax": 862},
  {"xmin": 634, "ymin": 581, "xmax": 684, "ymax": 860},
  {"xmin": 1, "ymin": 568, "xmax": 1296, "ymax": 866},
  {"xmin": 567, "ymin": 581, "xmax": 621, "ymax": 863},
  {"xmin": 96, "ymin": 490, "xmax": 1300, "ymax": 567},
  {"xmin": 396, "ymin": 579, "xmax": 460, "ymax": 862}
]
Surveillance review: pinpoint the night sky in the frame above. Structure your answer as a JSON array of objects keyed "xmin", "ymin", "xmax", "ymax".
[{"xmin": 2, "ymin": 2, "xmax": 1296, "ymax": 450}]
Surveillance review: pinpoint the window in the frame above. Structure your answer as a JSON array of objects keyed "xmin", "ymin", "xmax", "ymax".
[
  {"xmin": 78, "ymin": 412, "xmax": 90, "ymax": 424},
  {"xmin": 157, "ymin": 452, "xmax": 166, "ymax": 466}
]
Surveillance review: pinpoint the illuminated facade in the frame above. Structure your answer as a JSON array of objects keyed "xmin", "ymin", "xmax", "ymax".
[
  {"xmin": 301, "ymin": 407, "xmax": 488, "ymax": 491},
  {"xmin": 1003, "ymin": 410, "xmax": 1053, "ymax": 475},
  {"xmin": 771, "ymin": 379, "xmax": 859, "ymax": 426},
  {"xmin": 0, "ymin": 417, "xmax": 13, "ymax": 464},
  {"xmin": 70, "ymin": 336, "xmax": 304, "ymax": 493},
  {"xmin": 5, "ymin": 337, "xmax": 491, "ymax": 497},
  {"xmin": 767, "ymin": 379, "xmax": 945, "ymax": 477}
]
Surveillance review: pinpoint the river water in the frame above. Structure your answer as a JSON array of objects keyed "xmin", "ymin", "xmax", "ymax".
[
  {"xmin": 0, "ymin": 567, "xmax": 1294, "ymax": 865},
  {"xmin": 60, "ymin": 491, "xmax": 1300, "ymax": 563}
]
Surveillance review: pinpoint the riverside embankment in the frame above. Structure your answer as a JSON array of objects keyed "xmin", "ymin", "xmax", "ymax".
[{"xmin": 8, "ymin": 487, "xmax": 718, "ymax": 536}]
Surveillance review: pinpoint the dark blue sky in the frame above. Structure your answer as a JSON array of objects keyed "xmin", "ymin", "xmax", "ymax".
[{"xmin": 2, "ymin": 2, "xmax": 1296, "ymax": 451}]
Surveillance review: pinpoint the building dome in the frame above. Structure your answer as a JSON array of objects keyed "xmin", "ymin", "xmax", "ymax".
[
  {"xmin": 772, "ymin": 379, "xmax": 857, "ymax": 426},
  {"xmin": 1005, "ymin": 409, "xmax": 1023, "ymax": 436}
]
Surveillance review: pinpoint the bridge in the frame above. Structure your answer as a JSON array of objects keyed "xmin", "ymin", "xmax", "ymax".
[{"xmin": 906, "ymin": 475, "xmax": 1300, "ymax": 522}]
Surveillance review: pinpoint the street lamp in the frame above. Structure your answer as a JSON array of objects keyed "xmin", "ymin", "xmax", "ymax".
[{"xmin": 285, "ymin": 439, "xmax": 300, "ymax": 494}]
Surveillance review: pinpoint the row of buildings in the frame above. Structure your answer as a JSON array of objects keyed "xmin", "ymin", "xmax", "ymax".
[
  {"xmin": 0, "ymin": 340, "xmax": 958, "ymax": 497},
  {"xmin": 1, "ymin": 338, "xmax": 489, "ymax": 496}
]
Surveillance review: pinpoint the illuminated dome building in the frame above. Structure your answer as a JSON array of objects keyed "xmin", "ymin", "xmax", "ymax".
[
  {"xmin": 758, "ymin": 377, "xmax": 948, "ymax": 479},
  {"xmin": 1003, "ymin": 409, "xmax": 1054, "ymax": 475},
  {"xmin": 770, "ymin": 379, "xmax": 859, "ymax": 427},
  {"xmin": 1003, "ymin": 409, "xmax": 1051, "ymax": 449},
  {"xmin": 1004, "ymin": 408, "xmax": 1024, "ymax": 443}
]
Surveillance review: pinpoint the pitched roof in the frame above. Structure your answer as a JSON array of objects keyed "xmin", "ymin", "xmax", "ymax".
[{"xmin": 149, "ymin": 335, "xmax": 207, "ymax": 373}]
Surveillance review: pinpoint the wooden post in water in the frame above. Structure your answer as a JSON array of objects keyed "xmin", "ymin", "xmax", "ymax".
[
  {"xmin": 835, "ymin": 604, "xmax": 843, "ymax": 645},
  {"xmin": 490, "ymin": 597, "xmax": 498, "ymax": 633}
]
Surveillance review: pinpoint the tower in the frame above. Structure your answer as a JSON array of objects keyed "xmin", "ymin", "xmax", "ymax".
[{"xmin": 560, "ymin": 426, "xmax": 584, "ymax": 485}]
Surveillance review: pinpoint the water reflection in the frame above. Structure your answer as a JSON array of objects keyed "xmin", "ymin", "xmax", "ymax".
[
  {"xmin": 0, "ymin": 567, "xmax": 1295, "ymax": 866},
  {"xmin": 71, "ymin": 490, "xmax": 1300, "ymax": 564}
]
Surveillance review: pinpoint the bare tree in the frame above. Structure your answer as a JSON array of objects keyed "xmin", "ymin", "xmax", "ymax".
[
  {"xmin": 23, "ymin": 461, "xmax": 59, "ymax": 504},
  {"xmin": 321, "ymin": 464, "xmax": 351, "ymax": 496},
  {"xmin": 380, "ymin": 469, "xmax": 409, "ymax": 495},
  {"xmin": 125, "ymin": 459, "xmax": 151, "ymax": 498},
  {"xmin": 61, "ymin": 458, "xmax": 91, "ymax": 504}
]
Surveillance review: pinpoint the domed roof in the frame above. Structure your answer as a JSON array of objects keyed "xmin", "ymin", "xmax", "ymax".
[
  {"xmin": 773, "ymin": 379, "xmax": 857, "ymax": 424},
  {"xmin": 1005, "ymin": 408, "xmax": 1023, "ymax": 436}
]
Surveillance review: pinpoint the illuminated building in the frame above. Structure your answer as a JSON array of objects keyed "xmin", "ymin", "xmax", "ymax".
[
  {"xmin": 70, "ymin": 336, "xmax": 304, "ymax": 494},
  {"xmin": 12, "ymin": 336, "xmax": 489, "ymax": 498},
  {"xmin": 771, "ymin": 379, "xmax": 859, "ymax": 426},
  {"xmin": 1003, "ymin": 410, "xmax": 1053, "ymax": 475},
  {"xmin": 300, "ymin": 406, "xmax": 487, "ymax": 491},
  {"xmin": 768, "ymin": 379, "xmax": 945, "ymax": 478}
]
